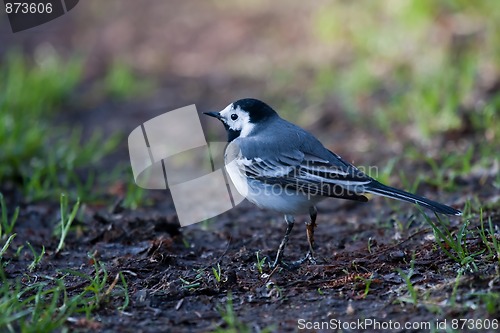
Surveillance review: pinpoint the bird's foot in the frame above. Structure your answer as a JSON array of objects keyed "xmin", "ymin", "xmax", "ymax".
[
  {"xmin": 276, "ymin": 259, "xmax": 305, "ymax": 270},
  {"xmin": 304, "ymin": 251, "xmax": 317, "ymax": 265},
  {"xmin": 271, "ymin": 251, "xmax": 318, "ymax": 270}
]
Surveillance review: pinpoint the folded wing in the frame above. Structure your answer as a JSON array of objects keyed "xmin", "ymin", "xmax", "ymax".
[{"xmin": 235, "ymin": 149, "xmax": 371, "ymax": 202}]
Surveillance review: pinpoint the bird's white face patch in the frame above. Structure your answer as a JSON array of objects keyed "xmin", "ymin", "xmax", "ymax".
[{"xmin": 219, "ymin": 103, "xmax": 255, "ymax": 137}]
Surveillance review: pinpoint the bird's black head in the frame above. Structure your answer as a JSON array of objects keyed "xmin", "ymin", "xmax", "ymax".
[
  {"xmin": 204, "ymin": 98, "xmax": 278, "ymax": 142},
  {"xmin": 232, "ymin": 98, "xmax": 278, "ymax": 123}
]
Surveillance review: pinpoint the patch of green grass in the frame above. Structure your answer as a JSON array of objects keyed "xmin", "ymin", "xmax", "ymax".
[
  {"xmin": 101, "ymin": 164, "xmax": 152, "ymax": 210},
  {"xmin": 311, "ymin": 1, "xmax": 499, "ymax": 123},
  {"xmin": 212, "ymin": 263, "xmax": 222, "ymax": 284},
  {"xmin": 478, "ymin": 209, "xmax": 500, "ymax": 265},
  {"xmin": 255, "ymin": 251, "xmax": 267, "ymax": 274},
  {"xmin": 123, "ymin": 179, "xmax": 148, "ymax": 209},
  {"xmin": 55, "ymin": 194, "xmax": 81, "ymax": 254},
  {"xmin": 0, "ymin": 51, "xmax": 80, "ymax": 181},
  {"xmin": 449, "ymin": 269, "xmax": 463, "ymax": 307},
  {"xmin": 179, "ymin": 270, "xmax": 204, "ymax": 291},
  {"xmin": 397, "ymin": 169, "xmax": 424, "ymax": 195},
  {"xmin": 0, "ymin": 234, "xmax": 16, "ymax": 260},
  {"xmin": 366, "ymin": 237, "xmax": 375, "ymax": 254},
  {"xmin": 0, "ymin": 257, "xmax": 129, "ymax": 332},
  {"xmin": 61, "ymin": 260, "xmax": 109, "ymax": 317},
  {"xmin": 22, "ymin": 130, "xmax": 121, "ymax": 202},
  {"xmin": 103, "ymin": 61, "xmax": 154, "ymax": 100},
  {"xmin": 117, "ymin": 272, "xmax": 130, "ymax": 311},
  {"xmin": 355, "ymin": 274, "xmax": 374, "ymax": 298},
  {"xmin": 366, "ymin": 157, "xmax": 398, "ymax": 185},
  {"xmin": 420, "ymin": 209, "xmax": 483, "ymax": 272},
  {"xmin": 397, "ymin": 252, "xmax": 418, "ymax": 305},
  {"xmin": 472, "ymin": 292, "xmax": 500, "ymax": 316},
  {"xmin": 181, "ymin": 237, "xmax": 191, "ymax": 249},
  {"xmin": 26, "ymin": 242, "xmax": 45, "ymax": 273},
  {"xmin": 0, "ymin": 51, "xmax": 124, "ymax": 202},
  {"xmin": 0, "ymin": 278, "xmax": 73, "ymax": 332},
  {"xmin": 403, "ymin": 145, "xmax": 475, "ymax": 191},
  {"xmin": 0, "ymin": 193, "xmax": 19, "ymax": 239},
  {"xmin": 199, "ymin": 218, "xmax": 215, "ymax": 231}
]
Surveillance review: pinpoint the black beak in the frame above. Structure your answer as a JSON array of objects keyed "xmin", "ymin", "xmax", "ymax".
[{"xmin": 203, "ymin": 112, "xmax": 222, "ymax": 120}]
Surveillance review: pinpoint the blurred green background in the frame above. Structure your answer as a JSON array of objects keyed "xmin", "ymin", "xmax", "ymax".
[{"xmin": 0, "ymin": 0, "xmax": 499, "ymax": 205}]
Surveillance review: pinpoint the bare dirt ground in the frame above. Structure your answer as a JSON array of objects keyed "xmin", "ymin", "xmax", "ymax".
[{"xmin": 1, "ymin": 1, "xmax": 499, "ymax": 332}]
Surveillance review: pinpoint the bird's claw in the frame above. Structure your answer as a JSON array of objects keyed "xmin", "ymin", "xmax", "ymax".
[
  {"xmin": 305, "ymin": 251, "xmax": 317, "ymax": 265},
  {"xmin": 270, "ymin": 251, "xmax": 318, "ymax": 270}
]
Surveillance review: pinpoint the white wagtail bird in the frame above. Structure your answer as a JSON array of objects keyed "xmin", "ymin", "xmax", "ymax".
[{"xmin": 204, "ymin": 98, "xmax": 461, "ymax": 268}]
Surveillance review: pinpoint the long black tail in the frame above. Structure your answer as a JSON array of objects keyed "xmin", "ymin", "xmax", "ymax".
[{"xmin": 365, "ymin": 181, "xmax": 461, "ymax": 216}]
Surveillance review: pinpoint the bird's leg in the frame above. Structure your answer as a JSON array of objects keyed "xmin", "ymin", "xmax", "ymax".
[
  {"xmin": 285, "ymin": 207, "xmax": 319, "ymax": 268},
  {"xmin": 272, "ymin": 214, "xmax": 295, "ymax": 268},
  {"xmin": 304, "ymin": 206, "xmax": 318, "ymax": 264}
]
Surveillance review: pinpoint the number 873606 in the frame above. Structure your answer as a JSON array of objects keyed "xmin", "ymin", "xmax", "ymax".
[{"xmin": 5, "ymin": 2, "xmax": 53, "ymax": 14}]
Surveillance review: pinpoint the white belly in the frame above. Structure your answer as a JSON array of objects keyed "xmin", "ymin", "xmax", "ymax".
[{"xmin": 225, "ymin": 159, "xmax": 324, "ymax": 214}]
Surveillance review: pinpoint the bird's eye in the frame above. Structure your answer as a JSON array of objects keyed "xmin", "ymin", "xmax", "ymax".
[{"xmin": 231, "ymin": 114, "xmax": 238, "ymax": 120}]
